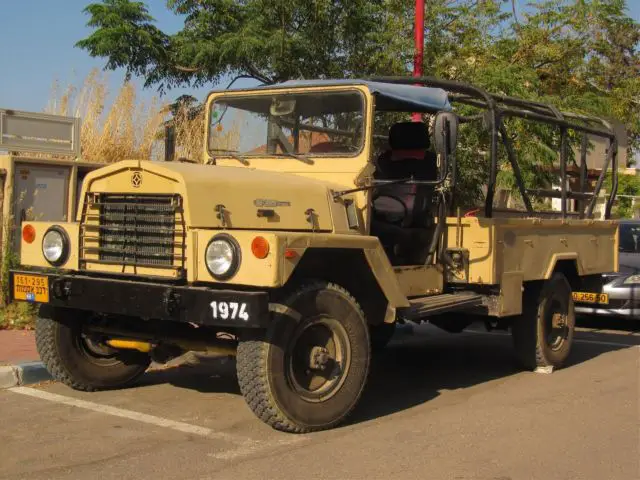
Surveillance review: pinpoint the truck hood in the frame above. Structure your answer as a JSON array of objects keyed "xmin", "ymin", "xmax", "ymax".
[{"xmin": 79, "ymin": 160, "xmax": 338, "ymax": 231}]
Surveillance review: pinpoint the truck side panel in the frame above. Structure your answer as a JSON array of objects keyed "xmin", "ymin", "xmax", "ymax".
[
  {"xmin": 446, "ymin": 217, "xmax": 619, "ymax": 286},
  {"xmin": 494, "ymin": 220, "xmax": 618, "ymax": 281}
]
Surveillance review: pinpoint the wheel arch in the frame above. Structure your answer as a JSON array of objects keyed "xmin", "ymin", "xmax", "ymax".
[
  {"xmin": 282, "ymin": 247, "xmax": 408, "ymax": 325},
  {"xmin": 545, "ymin": 252, "xmax": 592, "ymax": 282},
  {"xmin": 549, "ymin": 257, "xmax": 581, "ymax": 291},
  {"xmin": 549, "ymin": 257, "xmax": 605, "ymax": 294}
]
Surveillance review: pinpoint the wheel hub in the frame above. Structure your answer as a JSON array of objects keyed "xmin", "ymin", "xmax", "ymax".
[
  {"xmin": 76, "ymin": 331, "xmax": 124, "ymax": 367},
  {"xmin": 81, "ymin": 335, "xmax": 117, "ymax": 357},
  {"xmin": 309, "ymin": 346, "xmax": 330, "ymax": 371},
  {"xmin": 545, "ymin": 300, "xmax": 569, "ymax": 351},
  {"xmin": 551, "ymin": 313, "xmax": 566, "ymax": 329},
  {"xmin": 287, "ymin": 316, "xmax": 352, "ymax": 403}
]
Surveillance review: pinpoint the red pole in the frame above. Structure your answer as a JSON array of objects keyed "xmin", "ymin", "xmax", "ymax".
[{"xmin": 412, "ymin": 0, "xmax": 425, "ymax": 122}]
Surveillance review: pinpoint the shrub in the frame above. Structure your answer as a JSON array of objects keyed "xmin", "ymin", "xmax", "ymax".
[{"xmin": 0, "ymin": 301, "xmax": 37, "ymax": 330}]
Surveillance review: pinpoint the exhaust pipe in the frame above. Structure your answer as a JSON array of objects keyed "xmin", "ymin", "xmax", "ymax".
[
  {"xmin": 91, "ymin": 323, "xmax": 238, "ymax": 359},
  {"xmin": 106, "ymin": 337, "xmax": 237, "ymax": 357},
  {"xmin": 106, "ymin": 339, "xmax": 153, "ymax": 353}
]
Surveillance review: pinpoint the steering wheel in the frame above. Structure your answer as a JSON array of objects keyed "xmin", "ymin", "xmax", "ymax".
[{"xmin": 371, "ymin": 192, "xmax": 410, "ymax": 227}]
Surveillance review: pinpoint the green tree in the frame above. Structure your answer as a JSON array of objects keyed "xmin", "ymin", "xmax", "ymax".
[
  {"xmin": 76, "ymin": 0, "xmax": 411, "ymax": 91},
  {"xmin": 77, "ymin": 0, "xmax": 639, "ymax": 207},
  {"xmin": 605, "ymin": 172, "xmax": 640, "ymax": 218},
  {"xmin": 415, "ymin": 0, "xmax": 640, "ymax": 206}
]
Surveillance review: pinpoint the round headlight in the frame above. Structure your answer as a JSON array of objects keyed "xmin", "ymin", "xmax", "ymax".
[
  {"xmin": 42, "ymin": 227, "xmax": 69, "ymax": 266},
  {"xmin": 205, "ymin": 235, "xmax": 240, "ymax": 280}
]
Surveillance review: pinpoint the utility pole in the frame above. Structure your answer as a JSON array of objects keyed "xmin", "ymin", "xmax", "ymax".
[{"xmin": 412, "ymin": 0, "xmax": 425, "ymax": 122}]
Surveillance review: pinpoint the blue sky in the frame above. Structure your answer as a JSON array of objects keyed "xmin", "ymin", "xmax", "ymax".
[
  {"xmin": 0, "ymin": 0, "xmax": 214, "ymax": 112},
  {"xmin": 0, "ymin": 0, "xmax": 638, "ymax": 114}
]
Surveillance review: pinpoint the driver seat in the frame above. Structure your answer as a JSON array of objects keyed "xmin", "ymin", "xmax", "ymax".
[{"xmin": 371, "ymin": 121, "xmax": 438, "ymax": 265}]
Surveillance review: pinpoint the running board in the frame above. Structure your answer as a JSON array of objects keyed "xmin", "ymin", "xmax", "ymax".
[{"xmin": 400, "ymin": 292, "xmax": 485, "ymax": 321}]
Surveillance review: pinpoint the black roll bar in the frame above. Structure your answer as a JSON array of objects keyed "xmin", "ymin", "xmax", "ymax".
[
  {"xmin": 367, "ymin": 76, "xmax": 619, "ymax": 219},
  {"xmin": 498, "ymin": 121, "xmax": 534, "ymax": 213}
]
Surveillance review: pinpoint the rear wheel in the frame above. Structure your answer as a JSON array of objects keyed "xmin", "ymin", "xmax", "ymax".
[
  {"xmin": 511, "ymin": 273, "xmax": 576, "ymax": 370},
  {"xmin": 36, "ymin": 306, "xmax": 151, "ymax": 391},
  {"xmin": 236, "ymin": 281, "xmax": 371, "ymax": 433}
]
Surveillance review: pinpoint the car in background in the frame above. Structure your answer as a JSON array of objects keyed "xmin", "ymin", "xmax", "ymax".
[{"xmin": 574, "ymin": 219, "xmax": 640, "ymax": 319}]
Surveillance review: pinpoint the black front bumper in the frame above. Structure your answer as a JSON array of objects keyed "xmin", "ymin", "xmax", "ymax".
[{"xmin": 9, "ymin": 270, "xmax": 271, "ymax": 328}]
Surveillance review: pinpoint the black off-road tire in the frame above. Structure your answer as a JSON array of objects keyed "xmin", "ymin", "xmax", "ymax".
[
  {"xmin": 511, "ymin": 273, "xmax": 576, "ymax": 370},
  {"xmin": 36, "ymin": 306, "xmax": 151, "ymax": 391},
  {"xmin": 369, "ymin": 322, "xmax": 396, "ymax": 351},
  {"xmin": 236, "ymin": 281, "xmax": 371, "ymax": 433}
]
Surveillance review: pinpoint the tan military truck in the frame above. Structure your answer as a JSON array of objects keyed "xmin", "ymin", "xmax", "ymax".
[{"xmin": 10, "ymin": 77, "xmax": 620, "ymax": 433}]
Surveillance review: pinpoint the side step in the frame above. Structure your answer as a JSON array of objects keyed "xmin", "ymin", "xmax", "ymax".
[{"xmin": 400, "ymin": 292, "xmax": 485, "ymax": 321}]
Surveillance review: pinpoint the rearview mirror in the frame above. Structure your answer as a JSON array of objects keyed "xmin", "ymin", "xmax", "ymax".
[
  {"xmin": 433, "ymin": 112, "xmax": 458, "ymax": 156},
  {"xmin": 270, "ymin": 98, "xmax": 296, "ymax": 117}
]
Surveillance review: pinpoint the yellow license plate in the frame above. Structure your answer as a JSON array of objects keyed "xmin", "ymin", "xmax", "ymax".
[
  {"xmin": 13, "ymin": 274, "xmax": 49, "ymax": 303},
  {"xmin": 572, "ymin": 291, "xmax": 609, "ymax": 304}
]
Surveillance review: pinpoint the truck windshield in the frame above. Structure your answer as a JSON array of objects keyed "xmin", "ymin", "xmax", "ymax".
[
  {"xmin": 619, "ymin": 223, "xmax": 639, "ymax": 253},
  {"xmin": 208, "ymin": 90, "xmax": 365, "ymax": 157}
]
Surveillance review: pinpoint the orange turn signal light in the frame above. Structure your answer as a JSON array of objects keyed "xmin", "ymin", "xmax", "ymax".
[
  {"xmin": 251, "ymin": 236, "xmax": 270, "ymax": 259},
  {"xmin": 22, "ymin": 224, "xmax": 36, "ymax": 244}
]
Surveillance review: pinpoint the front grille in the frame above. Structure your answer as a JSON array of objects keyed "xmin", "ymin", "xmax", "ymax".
[{"xmin": 80, "ymin": 193, "xmax": 186, "ymax": 273}]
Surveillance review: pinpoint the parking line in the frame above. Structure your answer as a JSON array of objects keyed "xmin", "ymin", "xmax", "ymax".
[
  {"xmin": 9, "ymin": 386, "xmax": 245, "ymax": 443},
  {"xmin": 8, "ymin": 386, "xmax": 307, "ymax": 461},
  {"xmin": 463, "ymin": 329, "xmax": 639, "ymax": 348},
  {"xmin": 573, "ymin": 338, "xmax": 639, "ymax": 348},
  {"xmin": 209, "ymin": 435, "xmax": 306, "ymax": 460}
]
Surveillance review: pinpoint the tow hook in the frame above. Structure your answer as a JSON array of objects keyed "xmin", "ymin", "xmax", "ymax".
[{"xmin": 51, "ymin": 278, "xmax": 72, "ymax": 300}]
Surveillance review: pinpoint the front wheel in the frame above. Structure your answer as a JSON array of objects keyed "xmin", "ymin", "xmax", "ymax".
[
  {"xmin": 236, "ymin": 281, "xmax": 371, "ymax": 433},
  {"xmin": 511, "ymin": 273, "xmax": 576, "ymax": 370},
  {"xmin": 35, "ymin": 306, "xmax": 151, "ymax": 391}
]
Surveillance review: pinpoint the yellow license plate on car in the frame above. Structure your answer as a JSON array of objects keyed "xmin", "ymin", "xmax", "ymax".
[
  {"xmin": 13, "ymin": 274, "xmax": 49, "ymax": 303},
  {"xmin": 572, "ymin": 291, "xmax": 609, "ymax": 304}
]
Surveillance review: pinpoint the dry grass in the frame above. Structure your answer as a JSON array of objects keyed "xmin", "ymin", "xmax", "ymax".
[
  {"xmin": 171, "ymin": 102, "xmax": 206, "ymax": 162},
  {"xmin": 46, "ymin": 68, "xmax": 170, "ymax": 163},
  {"xmin": 208, "ymin": 111, "xmax": 243, "ymax": 153},
  {"xmin": 9, "ymin": 68, "xmax": 232, "ymax": 164}
]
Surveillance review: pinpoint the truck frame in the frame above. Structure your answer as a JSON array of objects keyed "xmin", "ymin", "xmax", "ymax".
[{"xmin": 10, "ymin": 77, "xmax": 619, "ymax": 433}]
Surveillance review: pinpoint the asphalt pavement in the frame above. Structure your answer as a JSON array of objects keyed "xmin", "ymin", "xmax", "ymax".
[{"xmin": 1, "ymin": 321, "xmax": 638, "ymax": 480}]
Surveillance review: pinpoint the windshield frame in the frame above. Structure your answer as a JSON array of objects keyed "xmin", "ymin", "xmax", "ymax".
[{"xmin": 205, "ymin": 86, "xmax": 369, "ymax": 160}]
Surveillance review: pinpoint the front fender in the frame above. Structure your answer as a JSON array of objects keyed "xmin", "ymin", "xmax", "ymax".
[{"xmin": 280, "ymin": 233, "xmax": 410, "ymax": 311}]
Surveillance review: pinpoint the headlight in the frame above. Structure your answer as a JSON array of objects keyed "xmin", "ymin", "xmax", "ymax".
[
  {"xmin": 623, "ymin": 274, "xmax": 640, "ymax": 285},
  {"xmin": 205, "ymin": 234, "xmax": 240, "ymax": 280},
  {"xmin": 42, "ymin": 227, "xmax": 69, "ymax": 266}
]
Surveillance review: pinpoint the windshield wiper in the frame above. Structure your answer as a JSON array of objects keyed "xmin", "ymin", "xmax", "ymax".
[
  {"xmin": 274, "ymin": 152, "xmax": 314, "ymax": 165},
  {"xmin": 210, "ymin": 149, "xmax": 250, "ymax": 165},
  {"xmin": 211, "ymin": 149, "xmax": 312, "ymax": 165}
]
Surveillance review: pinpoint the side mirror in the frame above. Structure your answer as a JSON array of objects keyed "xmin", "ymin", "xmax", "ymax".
[{"xmin": 433, "ymin": 112, "xmax": 458, "ymax": 156}]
